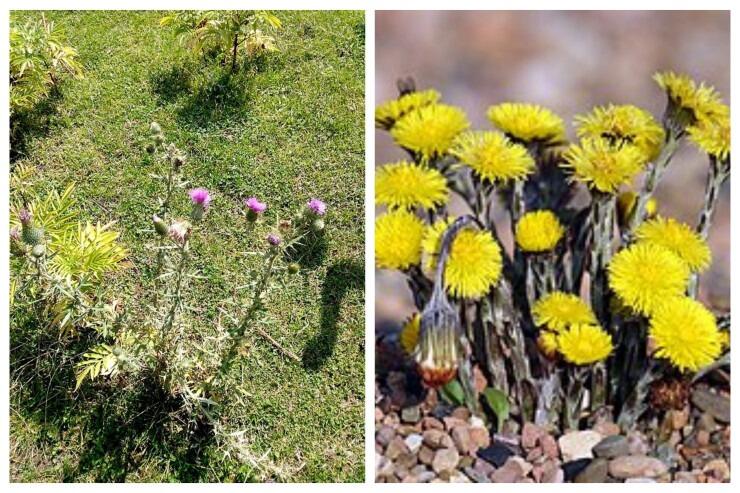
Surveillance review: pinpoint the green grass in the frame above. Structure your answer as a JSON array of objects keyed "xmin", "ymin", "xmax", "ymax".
[{"xmin": 10, "ymin": 10, "xmax": 365, "ymax": 482}]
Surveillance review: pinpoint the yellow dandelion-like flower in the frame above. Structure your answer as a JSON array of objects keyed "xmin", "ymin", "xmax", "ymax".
[
  {"xmin": 575, "ymin": 104, "xmax": 665, "ymax": 162},
  {"xmin": 654, "ymin": 71, "xmax": 727, "ymax": 124},
  {"xmin": 688, "ymin": 108, "xmax": 730, "ymax": 161},
  {"xmin": 635, "ymin": 216, "xmax": 711, "ymax": 273},
  {"xmin": 649, "ymin": 296, "xmax": 722, "ymax": 372},
  {"xmin": 532, "ymin": 291, "xmax": 597, "ymax": 332},
  {"xmin": 515, "ymin": 210, "xmax": 565, "ymax": 253},
  {"xmin": 375, "ymin": 160, "xmax": 449, "ymax": 210},
  {"xmin": 718, "ymin": 330, "xmax": 730, "ymax": 351},
  {"xmin": 391, "ymin": 103, "xmax": 470, "ymax": 161},
  {"xmin": 450, "ymin": 131, "xmax": 535, "ymax": 183},
  {"xmin": 538, "ymin": 331, "xmax": 560, "ymax": 358},
  {"xmin": 557, "ymin": 324, "xmax": 613, "ymax": 365},
  {"xmin": 487, "ymin": 102, "xmax": 566, "ymax": 145},
  {"xmin": 420, "ymin": 216, "xmax": 457, "ymax": 275},
  {"xmin": 375, "ymin": 209, "xmax": 424, "ymax": 270},
  {"xmin": 375, "ymin": 89, "xmax": 441, "ymax": 130},
  {"xmin": 399, "ymin": 313, "xmax": 420, "ymax": 355},
  {"xmin": 608, "ymin": 243, "xmax": 690, "ymax": 316},
  {"xmin": 444, "ymin": 229, "xmax": 503, "ymax": 299},
  {"xmin": 562, "ymin": 137, "xmax": 646, "ymax": 194},
  {"xmin": 616, "ymin": 190, "xmax": 658, "ymax": 226}
]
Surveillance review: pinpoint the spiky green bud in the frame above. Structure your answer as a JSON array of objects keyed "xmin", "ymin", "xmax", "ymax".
[
  {"xmin": 152, "ymin": 214, "xmax": 168, "ymax": 236},
  {"xmin": 31, "ymin": 243, "xmax": 46, "ymax": 258},
  {"xmin": 311, "ymin": 218, "xmax": 325, "ymax": 233}
]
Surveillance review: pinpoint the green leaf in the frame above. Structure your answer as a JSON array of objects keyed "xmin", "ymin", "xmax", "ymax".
[
  {"xmin": 440, "ymin": 379, "xmax": 465, "ymax": 406},
  {"xmin": 482, "ymin": 387, "xmax": 510, "ymax": 431}
]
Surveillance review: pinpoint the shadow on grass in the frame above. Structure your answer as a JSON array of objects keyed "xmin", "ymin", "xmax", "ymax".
[
  {"xmin": 10, "ymin": 88, "xmax": 64, "ymax": 163},
  {"xmin": 149, "ymin": 62, "xmax": 193, "ymax": 104},
  {"xmin": 302, "ymin": 258, "xmax": 363, "ymax": 371},
  {"xmin": 285, "ymin": 232, "xmax": 328, "ymax": 271},
  {"xmin": 9, "ymin": 313, "xmax": 228, "ymax": 482}
]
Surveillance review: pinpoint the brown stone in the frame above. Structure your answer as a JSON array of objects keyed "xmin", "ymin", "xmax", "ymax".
[
  {"xmin": 451, "ymin": 426, "xmax": 474, "ymax": 455},
  {"xmin": 469, "ymin": 426, "xmax": 491, "ymax": 450},
  {"xmin": 540, "ymin": 434, "xmax": 559, "ymax": 459},
  {"xmin": 432, "ymin": 448, "xmax": 460, "ymax": 474},
  {"xmin": 385, "ymin": 436, "xmax": 410, "ymax": 460},
  {"xmin": 418, "ymin": 445, "xmax": 435, "ymax": 465},
  {"xmin": 608, "ymin": 456, "xmax": 668, "ymax": 479},
  {"xmin": 423, "ymin": 429, "xmax": 454, "ymax": 449},
  {"xmin": 443, "ymin": 416, "xmax": 468, "ymax": 431},
  {"xmin": 452, "ymin": 407, "xmax": 472, "ymax": 421},
  {"xmin": 421, "ymin": 416, "xmax": 444, "ymax": 430},
  {"xmin": 522, "ymin": 422, "xmax": 545, "ymax": 450}
]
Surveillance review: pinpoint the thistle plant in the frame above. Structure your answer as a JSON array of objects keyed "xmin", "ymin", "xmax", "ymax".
[{"xmin": 375, "ymin": 72, "xmax": 729, "ymax": 432}]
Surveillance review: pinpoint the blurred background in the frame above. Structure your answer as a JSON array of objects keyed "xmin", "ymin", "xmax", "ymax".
[{"xmin": 375, "ymin": 10, "xmax": 730, "ymax": 331}]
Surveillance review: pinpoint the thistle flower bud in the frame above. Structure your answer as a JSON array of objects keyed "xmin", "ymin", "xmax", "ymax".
[
  {"xmin": 149, "ymin": 122, "xmax": 162, "ymax": 135},
  {"xmin": 168, "ymin": 219, "xmax": 191, "ymax": 245},
  {"xmin": 146, "ymin": 143, "xmax": 156, "ymax": 154},
  {"xmin": 189, "ymin": 188, "xmax": 211, "ymax": 222},
  {"xmin": 311, "ymin": 218, "xmax": 325, "ymax": 233},
  {"xmin": 172, "ymin": 153, "xmax": 186, "ymax": 169},
  {"xmin": 19, "ymin": 209, "xmax": 44, "ymax": 246},
  {"xmin": 152, "ymin": 214, "xmax": 168, "ymax": 236},
  {"xmin": 287, "ymin": 262, "xmax": 300, "ymax": 274},
  {"xmin": 244, "ymin": 197, "xmax": 267, "ymax": 222},
  {"xmin": 10, "ymin": 227, "xmax": 25, "ymax": 257},
  {"xmin": 31, "ymin": 243, "xmax": 46, "ymax": 258},
  {"xmin": 266, "ymin": 233, "xmax": 282, "ymax": 246},
  {"xmin": 154, "ymin": 133, "xmax": 165, "ymax": 145}
]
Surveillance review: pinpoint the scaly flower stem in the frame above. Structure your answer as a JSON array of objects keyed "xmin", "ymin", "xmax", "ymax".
[
  {"xmin": 589, "ymin": 192, "xmax": 616, "ymax": 327},
  {"xmin": 626, "ymin": 132, "xmax": 680, "ymax": 235},
  {"xmin": 689, "ymin": 156, "xmax": 729, "ymax": 297},
  {"xmin": 563, "ymin": 366, "xmax": 587, "ymax": 431},
  {"xmin": 154, "ymin": 161, "xmax": 177, "ymax": 303}
]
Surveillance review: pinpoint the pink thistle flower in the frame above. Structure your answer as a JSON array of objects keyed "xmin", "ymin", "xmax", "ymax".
[
  {"xmin": 19, "ymin": 208, "xmax": 32, "ymax": 225},
  {"xmin": 307, "ymin": 198, "xmax": 326, "ymax": 216},
  {"xmin": 189, "ymin": 188, "xmax": 212, "ymax": 208},
  {"xmin": 266, "ymin": 233, "xmax": 282, "ymax": 246},
  {"xmin": 245, "ymin": 197, "xmax": 267, "ymax": 213}
]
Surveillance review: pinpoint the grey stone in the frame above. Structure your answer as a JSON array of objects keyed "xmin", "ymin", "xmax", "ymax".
[
  {"xmin": 575, "ymin": 457, "xmax": 608, "ymax": 483},
  {"xmin": 404, "ymin": 433, "xmax": 423, "ymax": 454},
  {"xmin": 691, "ymin": 388, "xmax": 730, "ymax": 423},
  {"xmin": 463, "ymin": 466, "xmax": 491, "ymax": 483},
  {"xmin": 401, "ymin": 405, "xmax": 422, "ymax": 424},
  {"xmin": 559, "ymin": 430, "xmax": 603, "ymax": 461},
  {"xmin": 593, "ymin": 435, "xmax": 630, "ymax": 459}
]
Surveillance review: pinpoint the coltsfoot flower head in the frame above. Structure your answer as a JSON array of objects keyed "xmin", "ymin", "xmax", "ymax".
[
  {"xmin": 649, "ymin": 296, "xmax": 722, "ymax": 372},
  {"xmin": 375, "ymin": 160, "xmax": 449, "ymax": 210},
  {"xmin": 375, "ymin": 89, "xmax": 441, "ymax": 130},
  {"xmin": 391, "ymin": 103, "xmax": 470, "ymax": 162},
  {"xmin": 654, "ymin": 71, "xmax": 727, "ymax": 129},
  {"xmin": 617, "ymin": 190, "xmax": 658, "ymax": 227},
  {"xmin": 451, "ymin": 131, "xmax": 535, "ymax": 183},
  {"xmin": 399, "ymin": 313, "xmax": 421, "ymax": 355},
  {"xmin": 635, "ymin": 216, "xmax": 711, "ymax": 273},
  {"xmin": 688, "ymin": 108, "xmax": 730, "ymax": 161},
  {"xmin": 245, "ymin": 197, "xmax": 267, "ymax": 221},
  {"xmin": 152, "ymin": 214, "xmax": 168, "ymax": 236},
  {"xmin": 189, "ymin": 188, "xmax": 211, "ymax": 222},
  {"xmin": 557, "ymin": 324, "xmax": 613, "ymax": 365},
  {"xmin": 487, "ymin": 102, "xmax": 566, "ymax": 145},
  {"xmin": 307, "ymin": 198, "xmax": 327, "ymax": 216},
  {"xmin": 515, "ymin": 210, "xmax": 565, "ymax": 253},
  {"xmin": 444, "ymin": 228, "xmax": 502, "ymax": 299},
  {"xmin": 575, "ymin": 104, "xmax": 665, "ymax": 162},
  {"xmin": 168, "ymin": 219, "xmax": 191, "ymax": 244},
  {"xmin": 608, "ymin": 243, "xmax": 690, "ymax": 316},
  {"xmin": 375, "ymin": 209, "xmax": 424, "ymax": 270},
  {"xmin": 532, "ymin": 291, "xmax": 597, "ymax": 332},
  {"xmin": 562, "ymin": 137, "xmax": 646, "ymax": 194}
]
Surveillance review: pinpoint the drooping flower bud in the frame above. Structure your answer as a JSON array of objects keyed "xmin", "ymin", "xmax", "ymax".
[
  {"xmin": 189, "ymin": 188, "xmax": 211, "ymax": 222},
  {"xmin": 152, "ymin": 214, "xmax": 168, "ymax": 236},
  {"xmin": 244, "ymin": 197, "xmax": 267, "ymax": 222}
]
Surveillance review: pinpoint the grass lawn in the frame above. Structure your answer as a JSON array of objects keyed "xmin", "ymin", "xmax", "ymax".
[{"xmin": 10, "ymin": 10, "xmax": 365, "ymax": 482}]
